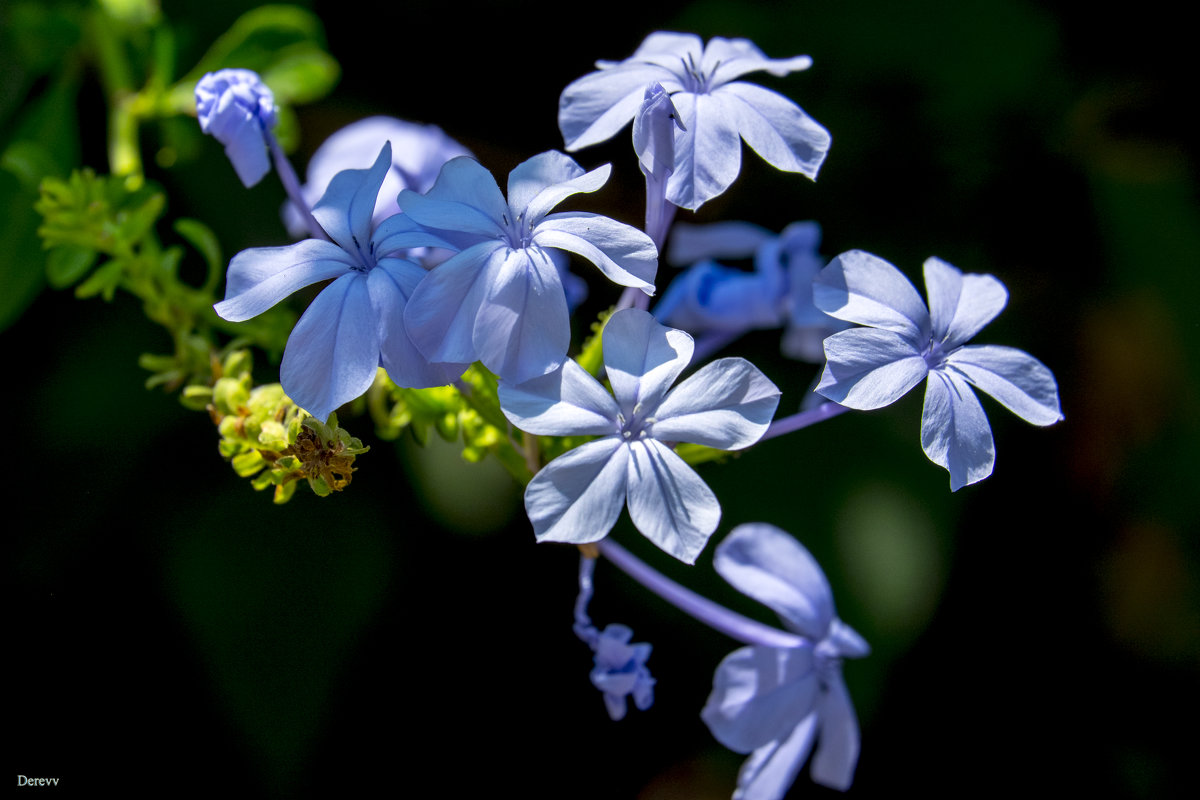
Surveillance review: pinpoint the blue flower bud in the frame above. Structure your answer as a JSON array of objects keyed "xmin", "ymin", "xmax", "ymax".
[{"xmin": 195, "ymin": 69, "xmax": 278, "ymax": 187}]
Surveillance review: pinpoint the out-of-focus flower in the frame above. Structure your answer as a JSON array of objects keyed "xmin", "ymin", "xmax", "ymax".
[
  {"xmin": 814, "ymin": 250, "xmax": 1063, "ymax": 489},
  {"xmin": 499, "ymin": 308, "xmax": 779, "ymax": 563},
  {"xmin": 195, "ymin": 69, "xmax": 278, "ymax": 187}
]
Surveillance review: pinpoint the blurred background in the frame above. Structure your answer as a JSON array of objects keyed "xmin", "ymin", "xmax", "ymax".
[{"xmin": 6, "ymin": 0, "xmax": 1198, "ymax": 797}]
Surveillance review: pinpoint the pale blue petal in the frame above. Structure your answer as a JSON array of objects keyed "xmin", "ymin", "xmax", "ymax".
[
  {"xmin": 506, "ymin": 151, "xmax": 608, "ymax": 224},
  {"xmin": 667, "ymin": 220, "xmax": 773, "ymax": 264},
  {"xmin": 814, "ymin": 250, "xmax": 930, "ymax": 341},
  {"xmin": 312, "ymin": 143, "xmax": 391, "ymax": 254},
  {"xmin": 948, "ymin": 345, "xmax": 1063, "ymax": 426},
  {"xmin": 651, "ymin": 357, "xmax": 780, "ymax": 449},
  {"xmin": 734, "ymin": 715, "xmax": 818, "ymax": 800},
  {"xmin": 712, "ymin": 523, "xmax": 834, "ymax": 639},
  {"xmin": 701, "ymin": 37, "xmax": 813, "ymax": 83},
  {"xmin": 701, "ymin": 644, "xmax": 818, "ymax": 753},
  {"xmin": 828, "ymin": 619, "xmax": 871, "ymax": 659},
  {"xmin": 215, "ymin": 240, "xmax": 354, "ymax": 322},
  {"xmin": 397, "ymin": 156, "xmax": 508, "ymax": 237},
  {"xmin": 922, "ymin": 369, "xmax": 995, "ymax": 490},
  {"xmin": 525, "ymin": 438, "xmax": 629, "ymax": 544},
  {"xmin": 559, "ymin": 63, "xmax": 679, "ymax": 151},
  {"xmin": 279, "ymin": 273, "xmax": 378, "ymax": 422},
  {"xmin": 923, "ymin": 257, "xmax": 1008, "ymax": 349},
  {"xmin": 625, "ymin": 439, "xmax": 721, "ymax": 564},
  {"xmin": 372, "ymin": 213, "xmax": 457, "ymax": 256},
  {"xmin": 809, "ymin": 672, "xmax": 861, "ymax": 791},
  {"xmin": 534, "ymin": 213, "xmax": 657, "ymax": 292},
  {"xmin": 475, "ymin": 247, "xmax": 570, "ymax": 383},
  {"xmin": 634, "ymin": 83, "xmax": 684, "ymax": 182},
  {"xmin": 667, "ymin": 92, "xmax": 744, "ymax": 211},
  {"xmin": 404, "ymin": 241, "xmax": 502, "ymax": 364},
  {"xmin": 499, "ymin": 360, "xmax": 620, "ymax": 436},
  {"xmin": 602, "ymin": 308, "xmax": 693, "ymax": 418},
  {"xmin": 653, "ymin": 261, "xmax": 785, "ymax": 333},
  {"xmin": 370, "ymin": 259, "xmax": 468, "ymax": 388},
  {"xmin": 816, "ymin": 328, "xmax": 927, "ymax": 410},
  {"xmin": 717, "ymin": 83, "xmax": 830, "ymax": 180},
  {"xmin": 212, "ymin": 109, "xmax": 272, "ymax": 187}
]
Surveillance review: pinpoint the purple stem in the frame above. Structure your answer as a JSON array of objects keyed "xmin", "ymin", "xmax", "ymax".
[
  {"xmin": 762, "ymin": 401, "xmax": 850, "ymax": 441},
  {"xmin": 264, "ymin": 129, "xmax": 329, "ymax": 242},
  {"xmin": 596, "ymin": 539, "xmax": 804, "ymax": 649}
]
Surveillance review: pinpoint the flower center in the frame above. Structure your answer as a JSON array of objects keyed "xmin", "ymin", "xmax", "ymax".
[
  {"xmin": 501, "ymin": 211, "xmax": 533, "ymax": 250},
  {"xmin": 349, "ymin": 234, "xmax": 377, "ymax": 272},
  {"xmin": 923, "ymin": 338, "xmax": 949, "ymax": 370},
  {"xmin": 678, "ymin": 52, "xmax": 719, "ymax": 93},
  {"xmin": 617, "ymin": 403, "xmax": 655, "ymax": 441}
]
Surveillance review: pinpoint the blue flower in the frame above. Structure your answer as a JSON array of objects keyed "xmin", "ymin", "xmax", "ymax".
[
  {"xmin": 702, "ymin": 523, "xmax": 869, "ymax": 797},
  {"xmin": 498, "ymin": 308, "xmax": 780, "ymax": 563},
  {"xmin": 282, "ymin": 116, "xmax": 472, "ymax": 238},
  {"xmin": 813, "ymin": 251, "xmax": 1064, "ymax": 490},
  {"xmin": 214, "ymin": 143, "xmax": 467, "ymax": 421},
  {"xmin": 195, "ymin": 69, "xmax": 278, "ymax": 187},
  {"xmin": 559, "ymin": 32, "xmax": 830, "ymax": 210},
  {"xmin": 588, "ymin": 624, "xmax": 655, "ymax": 721},
  {"xmin": 399, "ymin": 151, "xmax": 658, "ymax": 384}
]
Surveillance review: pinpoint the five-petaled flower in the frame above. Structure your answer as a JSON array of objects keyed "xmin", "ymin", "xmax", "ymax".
[
  {"xmin": 499, "ymin": 308, "xmax": 780, "ymax": 563},
  {"xmin": 702, "ymin": 523, "xmax": 869, "ymax": 798},
  {"xmin": 214, "ymin": 143, "xmax": 467, "ymax": 422},
  {"xmin": 398, "ymin": 151, "xmax": 658, "ymax": 384},
  {"xmin": 195, "ymin": 69, "xmax": 278, "ymax": 188},
  {"xmin": 559, "ymin": 32, "xmax": 830, "ymax": 210},
  {"xmin": 813, "ymin": 250, "xmax": 1063, "ymax": 490}
]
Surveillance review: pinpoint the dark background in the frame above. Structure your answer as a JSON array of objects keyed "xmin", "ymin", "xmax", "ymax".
[{"xmin": 7, "ymin": 0, "xmax": 1198, "ymax": 797}]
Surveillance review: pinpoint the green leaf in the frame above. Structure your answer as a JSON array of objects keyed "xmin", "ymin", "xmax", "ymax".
[
  {"xmin": 174, "ymin": 217, "xmax": 222, "ymax": 276},
  {"xmin": 45, "ymin": 244, "xmax": 98, "ymax": 288},
  {"xmin": 261, "ymin": 46, "xmax": 340, "ymax": 106}
]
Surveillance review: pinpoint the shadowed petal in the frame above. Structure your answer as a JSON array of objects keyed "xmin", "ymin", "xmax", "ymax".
[
  {"xmin": 713, "ymin": 523, "xmax": 834, "ymax": 639},
  {"xmin": 718, "ymin": 83, "xmax": 830, "ymax": 180},
  {"xmin": 404, "ymin": 241, "xmax": 503, "ymax": 364},
  {"xmin": 667, "ymin": 92, "xmax": 744, "ymax": 211},
  {"xmin": 814, "ymin": 251, "xmax": 929, "ymax": 341},
  {"xmin": 701, "ymin": 644, "xmax": 818, "ymax": 753},
  {"xmin": 948, "ymin": 345, "xmax": 1063, "ymax": 426},
  {"xmin": 499, "ymin": 360, "xmax": 621, "ymax": 436},
  {"xmin": 652, "ymin": 357, "xmax": 780, "ymax": 449},
  {"xmin": 603, "ymin": 308, "xmax": 693, "ymax": 417},
  {"xmin": 279, "ymin": 273, "xmax": 378, "ymax": 422},
  {"xmin": 809, "ymin": 672, "xmax": 861, "ymax": 791},
  {"xmin": 626, "ymin": 439, "xmax": 720, "ymax": 563},
  {"xmin": 734, "ymin": 715, "xmax": 818, "ymax": 800},
  {"xmin": 312, "ymin": 143, "xmax": 391, "ymax": 254},
  {"xmin": 370, "ymin": 259, "xmax": 468, "ymax": 388},
  {"xmin": 817, "ymin": 328, "xmax": 927, "ymax": 409},
  {"xmin": 475, "ymin": 248, "xmax": 571, "ymax": 383},
  {"xmin": 923, "ymin": 257, "xmax": 1008, "ymax": 349},
  {"xmin": 215, "ymin": 240, "xmax": 354, "ymax": 321},
  {"xmin": 922, "ymin": 369, "xmax": 995, "ymax": 490},
  {"xmin": 525, "ymin": 438, "xmax": 629, "ymax": 544}
]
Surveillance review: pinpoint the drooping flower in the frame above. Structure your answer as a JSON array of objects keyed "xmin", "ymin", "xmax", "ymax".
[
  {"xmin": 498, "ymin": 308, "xmax": 780, "ymax": 563},
  {"xmin": 559, "ymin": 32, "xmax": 830, "ymax": 210},
  {"xmin": 399, "ymin": 151, "xmax": 657, "ymax": 384},
  {"xmin": 195, "ymin": 69, "xmax": 278, "ymax": 187},
  {"xmin": 702, "ymin": 523, "xmax": 869, "ymax": 797},
  {"xmin": 214, "ymin": 143, "xmax": 467, "ymax": 422},
  {"xmin": 814, "ymin": 250, "xmax": 1063, "ymax": 489},
  {"xmin": 282, "ymin": 116, "xmax": 472, "ymax": 237}
]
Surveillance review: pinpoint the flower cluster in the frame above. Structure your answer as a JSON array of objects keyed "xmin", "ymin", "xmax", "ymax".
[{"xmin": 194, "ymin": 29, "xmax": 1061, "ymax": 800}]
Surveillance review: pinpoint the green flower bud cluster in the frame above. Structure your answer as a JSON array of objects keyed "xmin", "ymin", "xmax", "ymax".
[{"xmin": 198, "ymin": 350, "xmax": 368, "ymax": 503}]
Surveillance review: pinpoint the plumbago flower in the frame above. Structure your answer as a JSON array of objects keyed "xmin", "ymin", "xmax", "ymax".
[
  {"xmin": 214, "ymin": 143, "xmax": 467, "ymax": 422},
  {"xmin": 498, "ymin": 308, "xmax": 780, "ymax": 563},
  {"xmin": 398, "ymin": 151, "xmax": 657, "ymax": 384},
  {"xmin": 282, "ymin": 116, "xmax": 472, "ymax": 238},
  {"xmin": 814, "ymin": 251, "xmax": 1063, "ymax": 490},
  {"xmin": 195, "ymin": 69, "xmax": 278, "ymax": 187},
  {"xmin": 702, "ymin": 523, "xmax": 869, "ymax": 797},
  {"xmin": 559, "ymin": 32, "xmax": 830, "ymax": 210}
]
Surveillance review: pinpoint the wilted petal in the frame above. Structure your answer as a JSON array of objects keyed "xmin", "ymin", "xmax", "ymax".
[
  {"xmin": 404, "ymin": 241, "xmax": 502, "ymax": 365},
  {"xmin": 923, "ymin": 257, "xmax": 1008, "ymax": 349},
  {"xmin": 652, "ymin": 357, "xmax": 780, "ymax": 449},
  {"xmin": 814, "ymin": 251, "xmax": 930, "ymax": 341},
  {"xmin": 922, "ymin": 369, "xmax": 995, "ymax": 490},
  {"xmin": 602, "ymin": 308, "xmax": 693, "ymax": 417},
  {"xmin": 713, "ymin": 523, "xmax": 834, "ymax": 639},
  {"xmin": 279, "ymin": 273, "xmax": 378, "ymax": 422},
  {"xmin": 215, "ymin": 239, "xmax": 354, "ymax": 322},
  {"xmin": 312, "ymin": 143, "xmax": 391, "ymax": 254},
  {"xmin": 534, "ymin": 213, "xmax": 657, "ymax": 292},
  {"xmin": 809, "ymin": 672, "xmax": 861, "ymax": 791},
  {"xmin": 625, "ymin": 439, "xmax": 721, "ymax": 563},
  {"xmin": 817, "ymin": 328, "xmax": 927, "ymax": 410},
  {"xmin": 525, "ymin": 438, "xmax": 629, "ymax": 544},
  {"xmin": 475, "ymin": 248, "xmax": 571, "ymax": 383},
  {"xmin": 948, "ymin": 345, "xmax": 1063, "ymax": 426},
  {"xmin": 718, "ymin": 83, "xmax": 830, "ymax": 180},
  {"xmin": 701, "ymin": 644, "xmax": 818, "ymax": 753},
  {"xmin": 499, "ymin": 360, "xmax": 621, "ymax": 437},
  {"xmin": 370, "ymin": 259, "xmax": 467, "ymax": 388}
]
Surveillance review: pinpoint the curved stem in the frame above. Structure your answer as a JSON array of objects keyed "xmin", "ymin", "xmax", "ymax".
[
  {"xmin": 265, "ymin": 130, "xmax": 328, "ymax": 242},
  {"xmin": 761, "ymin": 401, "xmax": 850, "ymax": 441},
  {"xmin": 596, "ymin": 539, "xmax": 804, "ymax": 649}
]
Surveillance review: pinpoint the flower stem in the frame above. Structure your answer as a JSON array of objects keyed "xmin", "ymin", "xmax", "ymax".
[
  {"xmin": 761, "ymin": 401, "xmax": 850, "ymax": 441},
  {"xmin": 596, "ymin": 539, "xmax": 804, "ymax": 649},
  {"xmin": 265, "ymin": 130, "xmax": 329, "ymax": 242}
]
